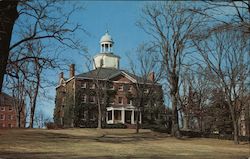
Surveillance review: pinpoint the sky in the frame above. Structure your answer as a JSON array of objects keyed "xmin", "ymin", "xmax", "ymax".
[{"xmin": 33, "ymin": 1, "xmax": 150, "ymax": 120}]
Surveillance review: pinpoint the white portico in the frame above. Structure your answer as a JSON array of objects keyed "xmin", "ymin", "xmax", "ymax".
[{"xmin": 106, "ymin": 106, "xmax": 142, "ymax": 125}]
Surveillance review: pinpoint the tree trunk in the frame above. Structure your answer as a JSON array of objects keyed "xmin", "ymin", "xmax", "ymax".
[
  {"xmin": 97, "ymin": 101, "xmax": 102, "ymax": 129},
  {"xmin": 29, "ymin": 105, "xmax": 34, "ymax": 128},
  {"xmin": 170, "ymin": 75, "xmax": 181, "ymax": 138},
  {"xmin": 171, "ymin": 94, "xmax": 181, "ymax": 138},
  {"xmin": 136, "ymin": 110, "xmax": 140, "ymax": 133},
  {"xmin": 230, "ymin": 104, "xmax": 239, "ymax": 144},
  {"xmin": 0, "ymin": 1, "xmax": 19, "ymax": 92},
  {"xmin": 18, "ymin": 110, "xmax": 21, "ymax": 128},
  {"xmin": 29, "ymin": 85, "xmax": 39, "ymax": 128},
  {"xmin": 183, "ymin": 114, "xmax": 189, "ymax": 130}
]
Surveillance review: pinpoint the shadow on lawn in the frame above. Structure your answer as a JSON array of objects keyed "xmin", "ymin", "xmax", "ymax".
[
  {"xmin": 0, "ymin": 151, "xmax": 185, "ymax": 159},
  {"xmin": 5, "ymin": 130, "xmax": 171, "ymax": 144}
]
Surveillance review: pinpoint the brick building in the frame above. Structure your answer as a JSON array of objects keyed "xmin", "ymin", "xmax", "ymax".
[
  {"xmin": 0, "ymin": 92, "xmax": 25, "ymax": 128},
  {"xmin": 54, "ymin": 32, "xmax": 165, "ymax": 127}
]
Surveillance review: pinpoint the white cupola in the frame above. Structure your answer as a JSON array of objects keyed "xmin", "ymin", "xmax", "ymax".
[
  {"xmin": 100, "ymin": 31, "xmax": 114, "ymax": 53},
  {"xmin": 93, "ymin": 31, "xmax": 120, "ymax": 69}
]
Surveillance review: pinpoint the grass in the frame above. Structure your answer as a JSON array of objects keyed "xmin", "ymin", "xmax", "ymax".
[{"xmin": 0, "ymin": 128, "xmax": 249, "ymax": 159}]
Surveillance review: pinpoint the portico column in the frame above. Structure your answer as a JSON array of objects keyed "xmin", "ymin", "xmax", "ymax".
[
  {"xmin": 131, "ymin": 110, "xmax": 134, "ymax": 124},
  {"xmin": 121, "ymin": 108, "xmax": 125, "ymax": 124},
  {"xmin": 112, "ymin": 109, "xmax": 114, "ymax": 124}
]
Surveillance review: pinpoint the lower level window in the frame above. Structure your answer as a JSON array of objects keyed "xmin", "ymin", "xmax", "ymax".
[{"xmin": 107, "ymin": 111, "xmax": 112, "ymax": 120}]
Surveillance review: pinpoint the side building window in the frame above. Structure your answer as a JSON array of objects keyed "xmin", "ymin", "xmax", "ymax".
[
  {"xmin": 89, "ymin": 96, "xmax": 95, "ymax": 103},
  {"xmin": 0, "ymin": 114, "xmax": 5, "ymax": 120},
  {"xmin": 82, "ymin": 94, "xmax": 87, "ymax": 103},
  {"xmin": 0, "ymin": 107, "xmax": 5, "ymax": 111},
  {"xmin": 9, "ymin": 106, "xmax": 13, "ymax": 111}
]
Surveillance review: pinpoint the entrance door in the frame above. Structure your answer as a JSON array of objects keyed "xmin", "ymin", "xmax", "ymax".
[{"xmin": 125, "ymin": 110, "xmax": 132, "ymax": 124}]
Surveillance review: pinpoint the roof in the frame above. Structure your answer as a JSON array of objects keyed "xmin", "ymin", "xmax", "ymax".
[
  {"xmin": 100, "ymin": 32, "xmax": 113, "ymax": 43},
  {"xmin": 94, "ymin": 53, "xmax": 120, "ymax": 59},
  {"xmin": 0, "ymin": 92, "xmax": 15, "ymax": 106},
  {"xmin": 75, "ymin": 68, "xmax": 153, "ymax": 83}
]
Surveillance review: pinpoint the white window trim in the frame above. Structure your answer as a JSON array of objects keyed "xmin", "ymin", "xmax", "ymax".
[
  {"xmin": 9, "ymin": 106, "xmax": 13, "ymax": 111},
  {"xmin": 82, "ymin": 94, "xmax": 87, "ymax": 103},
  {"xmin": 118, "ymin": 97, "xmax": 123, "ymax": 105},
  {"xmin": 89, "ymin": 96, "xmax": 96, "ymax": 103},
  {"xmin": 0, "ymin": 107, "xmax": 5, "ymax": 111},
  {"xmin": 0, "ymin": 114, "xmax": 5, "ymax": 120},
  {"xmin": 90, "ymin": 83, "xmax": 95, "ymax": 89},
  {"xmin": 81, "ymin": 82, "xmax": 87, "ymax": 88},
  {"xmin": 128, "ymin": 100, "xmax": 132, "ymax": 105},
  {"xmin": 144, "ymin": 89, "xmax": 149, "ymax": 93},
  {"xmin": 128, "ymin": 86, "xmax": 133, "ymax": 92},
  {"xmin": 118, "ymin": 85, "xmax": 123, "ymax": 91}
]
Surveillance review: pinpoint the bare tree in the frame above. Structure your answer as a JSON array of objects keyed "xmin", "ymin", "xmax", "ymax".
[
  {"xmin": 138, "ymin": 2, "xmax": 205, "ymax": 137},
  {"xmin": 179, "ymin": 66, "xmax": 211, "ymax": 131},
  {"xmin": 0, "ymin": 0, "xmax": 85, "ymax": 92},
  {"xmin": 0, "ymin": 0, "xmax": 19, "ymax": 91},
  {"xmin": 188, "ymin": 1, "xmax": 250, "ymax": 35},
  {"xmin": 193, "ymin": 26, "xmax": 249, "ymax": 144},
  {"xmin": 128, "ymin": 43, "xmax": 163, "ymax": 133}
]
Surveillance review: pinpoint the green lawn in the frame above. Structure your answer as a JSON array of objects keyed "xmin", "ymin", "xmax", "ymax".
[{"xmin": 0, "ymin": 128, "xmax": 249, "ymax": 159}]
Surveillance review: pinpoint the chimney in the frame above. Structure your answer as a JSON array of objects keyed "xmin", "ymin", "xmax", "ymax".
[
  {"xmin": 69, "ymin": 64, "xmax": 75, "ymax": 78},
  {"xmin": 59, "ymin": 72, "xmax": 64, "ymax": 79},
  {"xmin": 59, "ymin": 72, "xmax": 64, "ymax": 84},
  {"xmin": 148, "ymin": 72, "xmax": 155, "ymax": 82}
]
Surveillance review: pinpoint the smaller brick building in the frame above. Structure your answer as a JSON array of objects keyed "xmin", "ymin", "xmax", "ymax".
[{"xmin": 0, "ymin": 92, "xmax": 25, "ymax": 128}]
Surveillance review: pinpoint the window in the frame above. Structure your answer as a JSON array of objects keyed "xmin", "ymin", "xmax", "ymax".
[
  {"xmin": 144, "ymin": 89, "xmax": 149, "ymax": 93},
  {"xmin": 9, "ymin": 106, "xmax": 13, "ymax": 111},
  {"xmin": 107, "ymin": 111, "xmax": 112, "ymax": 121},
  {"xmin": 0, "ymin": 114, "xmax": 4, "ymax": 120},
  {"xmin": 8, "ymin": 115, "xmax": 12, "ymax": 120},
  {"xmin": 0, "ymin": 123, "xmax": 5, "ymax": 128},
  {"xmin": 128, "ymin": 86, "xmax": 132, "ymax": 92},
  {"xmin": 118, "ymin": 85, "xmax": 123, "ymax": 91},
  {"xmin": 114, "ymin": 110, "xmax": 121, "ymax": 120},
  {"xmin": 128, "ymin": 100, "xmax": 132, "ymax": 105},
  {"xmin": 108, "ymin": 83, "xmax": 114, "ymax": 90},
  {"xmin": 118, "ymin": 97, "xmax": 123, "ymax": 105},
  {"xmin": 109, "ymin": 97, "xmax": 114, "ymax": 104},
  {"xmin": 82, "ymin": 94, "xmax": 87, "ymax": 103},
  {"xmin": 89, "ymin": 96, "xmax": 95, "ymax": 103},
  {"xmin": 90, "ymin": 83, "xmax": 95, "ymax": 89},
  {"xmin": 100, "ymin": 98, "xmax": 105, "ymax": 104},
  {"xmin": 0, "ymin": 107, "xmax": 5, "ymax": 111},
  {"xmin": 81, "ymin": 82, "xmax": 87, "ymax": 88},
  {"xmin": 8, "ymin": 124, "xmax": 11, "ymax": 128}
]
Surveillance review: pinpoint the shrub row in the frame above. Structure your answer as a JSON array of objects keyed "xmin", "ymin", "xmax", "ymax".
[
  {"xmin": 45, "ymin": 122, "xmax": 63, "ymax": 129},
  {"xmin": 103, "ymin": 123, "xmax": 127, "ymax": 129},
  {"xmin": 180, "ymin": 130, "xmax": 250, "ymax": 142}
]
